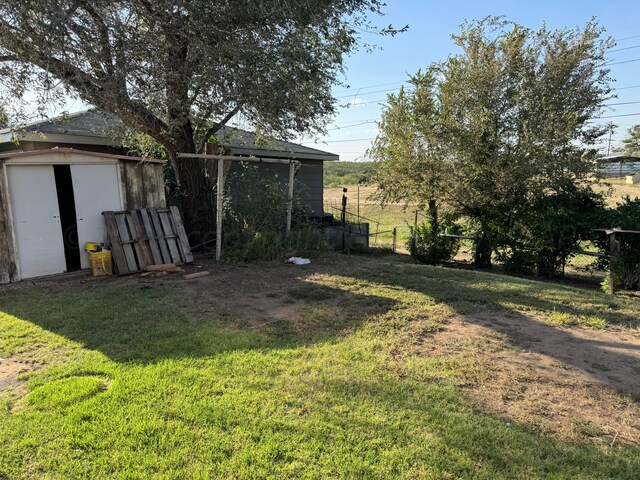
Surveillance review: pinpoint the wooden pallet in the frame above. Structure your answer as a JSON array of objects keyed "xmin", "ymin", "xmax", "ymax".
[{"xmin": 103, "ymin": 206, "xmax": 193, "ymax": 274}]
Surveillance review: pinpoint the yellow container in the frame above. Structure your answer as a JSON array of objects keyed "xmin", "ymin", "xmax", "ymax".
[
  {"xmin": 85, "ymin": 242, "xmax": 100, "ymax": 253},
  {"xmin": 89, "ymin": 251, "xmax": 113, "ymax": 277}
]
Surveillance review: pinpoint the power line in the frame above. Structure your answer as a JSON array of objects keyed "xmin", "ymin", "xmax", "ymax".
[
  {"xmin": 615, "ymin": 34, "xmax": 640, "ymax": 42},
  {"xmin": 327, "ymin": 121, "xmax": 377, "ymax": 131},
  {"xmin": 598, "ymin": 112, "xmax": 640, "ymax": 119},
  {"xmin": 301, "ymin": 137, "xmax": 376, "ymax": 144},
  {"xmin": 335, "ymin": 86, "xmax": 405, "ymax": 99},
  {"xmin": 607, "ymin": 100, "xmax": 640, "ymax": 106},
  {"xmin": 608, "ymin": 44, "xmax": 640, "ymax": 53},
  {"xmin": 333, "ymin": 81, "xmax": 408, "ymax": 94},
  {"xmin": 606, "ymin": 57, "xmax": 640, "ymax": 66},
  {"xmin": 332, "ymin": 118, "xmax": 379, "ymax": 125},
  {"xmin": 616, "ymin": 84, "xmax": 640, "ymax": 91}
]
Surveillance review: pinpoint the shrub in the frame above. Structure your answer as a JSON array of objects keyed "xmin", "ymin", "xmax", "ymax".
[
  {"xmin": 409, "ymin": 219, "xmax": 461, "ymax": 265},
  {"xmin": 498, "ymin": 185, "xmax": 606, "ymax": 278}
]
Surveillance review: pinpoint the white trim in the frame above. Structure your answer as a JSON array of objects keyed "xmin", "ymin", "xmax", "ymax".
[
  {"xmin": 4, "ymin": 152, "xmax": 119, "ymax": 166},
  {"xmin": 0, "ymin": 147, "xmax": 165, "ymax": 164}
]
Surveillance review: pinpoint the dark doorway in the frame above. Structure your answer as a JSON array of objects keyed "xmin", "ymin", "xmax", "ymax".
[{"xmin": 53, "ymin": 165, "xmax": 81, "ymax": 272}]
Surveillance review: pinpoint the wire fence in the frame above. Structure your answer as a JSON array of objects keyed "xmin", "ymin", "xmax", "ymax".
[{"xmin": 319, "ymin": 198, "xmax": 639, "ymax": 292}]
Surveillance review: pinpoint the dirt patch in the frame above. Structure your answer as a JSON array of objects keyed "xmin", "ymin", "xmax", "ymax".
[
  {"xmin": 0, "ymin": 358, "xmax": 40, "ymax": 392},
  {"xmin": 415, "ymin": 314, "xmax": 640, "ymax": 445},
  {"xmin": 132, "ymin": 260, "xmax": 320, "ymax": 328}
]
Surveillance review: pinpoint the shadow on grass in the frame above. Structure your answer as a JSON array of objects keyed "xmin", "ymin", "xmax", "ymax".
[
  {"xmin": 1, "ymin": 257, "xmax": 639, "ymax": 399},
  {"xmin": 344, "ymin": 259, "xmax": 640, "ymax": 400},
  {"xmin": 0, "ymin": 275, "xmax": 396, "ymax": 363},
  {"xmin": 1, "ymin": 257, "xmax": 640, "ymax": 477},
  {"xmin": 313, "ymin": 374, "xmax": 640, "ymax": 478}
]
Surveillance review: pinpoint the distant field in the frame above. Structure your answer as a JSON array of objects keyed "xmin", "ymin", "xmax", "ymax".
[
  {"xmin": 324, "ymin": 185, "xmax": 415, "ymax": 247},
  {"xmin": 324, "ymin": 178, "xmax": 640, "ymax": 248},
  {"xmin": 593, "ymin": 177, "xmax": 640, "ymax": 206}
]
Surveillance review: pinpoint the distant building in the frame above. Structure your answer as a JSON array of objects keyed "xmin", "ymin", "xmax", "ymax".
[{"xmin": 598, "ymin": 153, "xmax": 640, "ymax": 178}]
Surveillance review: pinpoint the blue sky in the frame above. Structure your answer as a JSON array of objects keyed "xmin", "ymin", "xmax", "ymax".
[{"xmin": 300, "ymin": 0, "xmax": 640, "ymax": 161}]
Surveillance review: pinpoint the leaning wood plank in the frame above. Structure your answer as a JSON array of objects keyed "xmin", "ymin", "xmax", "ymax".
[
  {"xmin": 169, "ymin": 206, "xmax": 194, "ymax": 263},
  {"xmin": 103, "ymin": 212, "xmax": 129, "ymax": 274},
  {"xmin": 0, "ymin": 164, "xmax": 18, "ymax": 283},
  {"xmin": 149, "ymin": 208, "xmax": 173, "ymax": 264},
  {"xmin": 139, "ymin": 208, "xmax": 163, "ymax": 265},
  {"xmin": 183, "ymin": 271, "xmax": 210, "ymax": 280},
  {"xmin": 158, "ymin": 210, "xmax": 182, "ymax": 264},
  {"xmin": 126, "ymin": 211, "xmax": 147, "ymax": 270},
  {"xmin": 115, "ymin": 213, "xmax": 138, "ymax": 272}
]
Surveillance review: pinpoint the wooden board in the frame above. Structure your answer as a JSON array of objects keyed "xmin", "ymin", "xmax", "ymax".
[
  {"xmin": 149, "ymin": 207, "xmax": 172, "ymax": 264},
  {"xmin": 170, "ymin": 206, "xmax": 194, "ymax": 263},
  {"xmin": 102, "ymin": 212, "xmax": 129, "ymax": 275},
  {"xmin": 114, "ymin": 213, "xmax": 137, "ymax": 272},
  {"xmin": 158, "ymin": 209, "xmax": 181, "ymax": 264},
  {"xmin": 139, "ymin": 208, "xmax": 163, "ymax": 265},
  {"xmin": 102, "ymin": 207, "xmax": 193, "ymax": 275},
  {"xmin": 0, "ymin": 164, "xmax": 18, "ymax": 283}
]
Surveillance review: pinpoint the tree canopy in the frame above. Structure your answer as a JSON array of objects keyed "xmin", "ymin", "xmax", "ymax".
[
  {"xmin": 622, "ymin": 125, "xmax": 640, "ymax": 156},
  {"xmin": 370, "ymin": 17, "xmax": 613, "ymax": 267},
  {"xmin": 0, "ymin": 0, "xmax": 394, "ymax": 241}
]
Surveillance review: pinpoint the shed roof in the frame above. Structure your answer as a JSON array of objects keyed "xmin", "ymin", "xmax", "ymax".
[
  {"xmin": 0, "ymin": 110, "xmax": 339, "ymax": 161},
  {"xmin": 598, "ymin": 153, "xmax": 640, "ymax": 163},
  {"xmin": 0, "ymin": 147, "xmax": 164, "ymax": 164}
]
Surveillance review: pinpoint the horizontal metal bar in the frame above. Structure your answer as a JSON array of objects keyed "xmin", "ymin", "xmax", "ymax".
[{"xmin": 177, "ymin": 153, "xmax": 300, "ymax": 166}]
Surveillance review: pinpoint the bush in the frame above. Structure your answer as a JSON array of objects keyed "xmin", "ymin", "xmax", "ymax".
[
  {"xmin": 498, "ymin": 185, "xmax": 606, "ymax": 278},
  {"xmin": 409, "ymin": 219, "xmax": 461, "ymax": 265}
]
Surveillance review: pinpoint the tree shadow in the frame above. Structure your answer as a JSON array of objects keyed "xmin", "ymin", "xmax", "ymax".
[
  {"xmin": 312, "ymin": 374, "xmax": 640, "ymax": 478},
  {"xmin": 0, "ymin": 269, "xmax": 397, "ymax": 364},
  {"xmin": 340, "ymin": 260, "xmax": 640, "ymax": 400}
]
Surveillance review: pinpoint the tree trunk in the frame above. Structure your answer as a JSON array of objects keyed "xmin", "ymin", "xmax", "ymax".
[
  {"xmin": 169, "ymin": 133, "xmax": 215, "ymax": 249},
  {"xmin": 428, "ymin": 198, "xmax": 438, "ymax": 232},
  {"xmin": 474, "ymin": 227, "xmax": 492, "ymax": 268}
]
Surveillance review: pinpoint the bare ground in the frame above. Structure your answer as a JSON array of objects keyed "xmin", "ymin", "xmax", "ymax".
[
  {"xmin": 0, "ymin": 359, "xmax": 39, "ymax": 392},
  {"xmin": 413, "ymin": 314, "xmax": 640, "ymax": 445}
]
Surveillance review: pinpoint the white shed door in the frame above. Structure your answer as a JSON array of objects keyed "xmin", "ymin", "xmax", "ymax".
[
  {"xmin": 71, "ymin": 164, "xmax": 122, "ymax": 269},
  {"xmin": 6, "ymin": 165, "xmax": 66, "ymax": 279}
]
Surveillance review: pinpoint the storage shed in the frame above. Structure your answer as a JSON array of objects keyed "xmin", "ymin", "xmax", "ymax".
[{"xmin": 0, "ymin": 148, "xmax": 165, "ymax": 283}]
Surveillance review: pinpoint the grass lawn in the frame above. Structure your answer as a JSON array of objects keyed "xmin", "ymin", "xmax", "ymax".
[{"xmin": 1, "ymin": 254, "xmax": 640, "ymax": 478}]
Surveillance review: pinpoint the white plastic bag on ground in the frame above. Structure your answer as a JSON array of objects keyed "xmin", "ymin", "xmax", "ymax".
[{"xmin": 287, "ymin": 257, "xmax": 311, "ymax": 265}]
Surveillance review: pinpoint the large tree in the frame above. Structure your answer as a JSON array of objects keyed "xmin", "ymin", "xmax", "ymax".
[
  {"xmin": 371, "ymin": 18, "xmax": 613, "ymax": 266},
  {"xmin": 0, "ymin": 0, "xmax": 392, "ymax": 243}
]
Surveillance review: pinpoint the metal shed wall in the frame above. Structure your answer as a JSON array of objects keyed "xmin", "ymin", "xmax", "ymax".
[{"xmin": 227, "ymin": 159, "xmax": 324, "ymax": 215}]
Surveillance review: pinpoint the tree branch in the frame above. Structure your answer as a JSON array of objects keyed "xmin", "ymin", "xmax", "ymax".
[{"xmin": 197, "ymin": 104, "xmax": 241, "ymax": 153}]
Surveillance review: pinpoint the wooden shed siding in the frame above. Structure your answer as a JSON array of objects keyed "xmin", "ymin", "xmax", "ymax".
[
  {"xmin": 0, "ymin": 163, "xmax": 18, "ymax": 283},
  {"xmin": 120, "ymin": 161, "xmax": 166, "ymax": 209}
]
